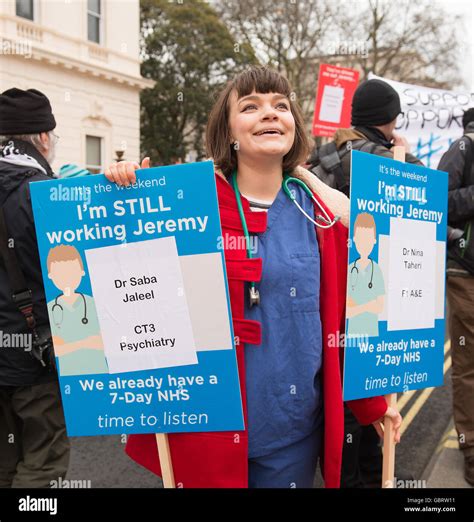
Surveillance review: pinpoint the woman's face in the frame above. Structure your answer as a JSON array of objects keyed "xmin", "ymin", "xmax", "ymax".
[{"xmin": 228, "ymin": 90, "xmax": 296, "ymax": 165}]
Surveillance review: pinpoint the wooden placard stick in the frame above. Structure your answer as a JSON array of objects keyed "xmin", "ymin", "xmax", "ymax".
[
  {"xmin": 155, "ymin": 433, "xmax": 175, "ymax": 488},
  {"xmin": 382, "ymin": 145, "xmax": 405, "ymax": 488},
  {"xmin": 382, "ymin": 391, "xmax": 397, "ymax": 488}
]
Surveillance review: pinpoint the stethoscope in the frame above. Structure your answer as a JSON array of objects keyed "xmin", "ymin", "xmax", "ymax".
[
  {"xmin": 52, "ymin": 293, "xmax": 89, "ymax": 328},
  {"xmin": 232, "ymin": 170, "xmax": 340, "ymax": 307},
  {"xmin": 350, "ymin": 258, "xmax": 374, "ymax": 291}
]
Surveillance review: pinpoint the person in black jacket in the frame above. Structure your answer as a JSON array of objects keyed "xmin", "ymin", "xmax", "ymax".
[
  {"xmin": 0, "ymin": 88, "xmax": 69, "ymax": 487},
  {"xmin": 309, "ymin": 79, "xmax": 421, "ymax": 197},
  {"xmin": 311, "ymin": 79, "xmax": 422, "ymax": 488},
  {"xmin": 438, "ymin": 108, "xmax": 474, "ymax": 486}
]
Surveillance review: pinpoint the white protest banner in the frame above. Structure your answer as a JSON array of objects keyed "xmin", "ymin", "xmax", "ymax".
[{"xmin": 369, "ymin": 73, "xmax": 474, "ymax": 168}]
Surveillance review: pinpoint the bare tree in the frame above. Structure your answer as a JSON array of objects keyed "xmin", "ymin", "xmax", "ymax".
[
  {"xmin": 216, "ymin": 0, "xmax": 464, "ymax": 127},
  {"xmin": 215, "ymin": 0, "xmax": 337, "ymax": 114},
  {"xmin": 334, "ymin": 0, "xmax": 463, "ymax": 89}
]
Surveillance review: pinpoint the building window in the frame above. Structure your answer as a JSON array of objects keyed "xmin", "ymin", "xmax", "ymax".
[
  {"xmin": 86, "ymin": 135, "xmax": 102, "ymax": 174},
  {"xmin": 87, "ymin": 0, "xmax": 102, "ymax": 44},
  {"xmin": 16, "ymin": 0, "xmax": 34, "ymax": 20}
]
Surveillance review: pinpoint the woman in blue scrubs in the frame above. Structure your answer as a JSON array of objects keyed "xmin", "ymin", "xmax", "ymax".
[{"xmin": 105, "ymin": 66, "xmax": 402, "ymax": 488}]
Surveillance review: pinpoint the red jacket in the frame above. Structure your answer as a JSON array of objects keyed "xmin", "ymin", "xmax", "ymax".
[{"xmin": 125, "ymin": 172, "xmax": 387, "ymax": 487}]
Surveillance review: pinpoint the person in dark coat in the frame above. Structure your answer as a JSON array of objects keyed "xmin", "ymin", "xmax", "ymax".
[
  {"xmin": 438, "ymin": 108, "xmax": 474, "ymax": 486},
  {"xmin": 311, "ymin": 79, "xmax": 421, "ymax": 487},
  {"xmin": 0, "ymin": 88, "xmax": 69, "ymax": 487},
  {"xmin": 309, "ymin": 79, "xmax": 422, "ymax": 198}
]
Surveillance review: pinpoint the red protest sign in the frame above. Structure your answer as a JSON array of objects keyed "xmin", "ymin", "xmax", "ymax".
[{"xmin": 312, "ymin": 64, "xmax": 360, "ymax": 137}]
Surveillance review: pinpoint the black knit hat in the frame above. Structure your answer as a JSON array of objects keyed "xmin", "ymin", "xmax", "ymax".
[
  {"xmin": 463, "ymin": 108, "xmax": 474, "ymax": 130},
  {"xmin": 0, "ymin": 88, "xmax": 56, "ymax": 135},
  {"xmin": 351, "ymin": 79, "xmax": 401, "ymax": 126}
]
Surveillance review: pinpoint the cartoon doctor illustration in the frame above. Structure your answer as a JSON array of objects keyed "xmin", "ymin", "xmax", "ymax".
[
  {"xmin": 47, "ymin": 245, "xmax": 108, "ymax": 375},
  {"xmin": 346, "ymin": 212, "xmax": 385, "ymax": 337}
]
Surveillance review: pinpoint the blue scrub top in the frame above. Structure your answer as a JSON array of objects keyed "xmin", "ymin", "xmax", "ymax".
[{"xmin": 243, "ymin": 184, "xmax": 323, "ymax": 458}]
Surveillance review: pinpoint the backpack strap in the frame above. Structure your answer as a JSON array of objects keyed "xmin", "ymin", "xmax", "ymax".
[
  {"xmin": 318, "ymin": 141, "xmax": 348, "ymax": 193},
  {"xmin": 313, "ymin": 138, "xmax": 379, "ymax": 194},
  {"xmin": 359, "ymin": 141, "xmax": 379, "ymax": 155},
  {"xmin": 337, "ymin": 139, "xmax": 378, "ymax": 164}
]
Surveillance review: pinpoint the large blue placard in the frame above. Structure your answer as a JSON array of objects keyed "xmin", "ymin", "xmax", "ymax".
[
  {"xmin": 30, "ymin": 161, "xmax": 244, "ymax": 436},
  {"xmin": 343, "ymin": 151, "xmax": 448, "ymax": 400}
]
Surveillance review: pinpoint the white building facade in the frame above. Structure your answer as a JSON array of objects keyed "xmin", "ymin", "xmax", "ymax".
[{"xmin": 0, "ymin": 0, "xmax": 152, "ymax": 173}]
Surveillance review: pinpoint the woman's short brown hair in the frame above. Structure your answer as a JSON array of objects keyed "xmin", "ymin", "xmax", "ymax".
[{"xmin": 206, "ymin": 66, "xmax": 310, "ymax": 177}]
